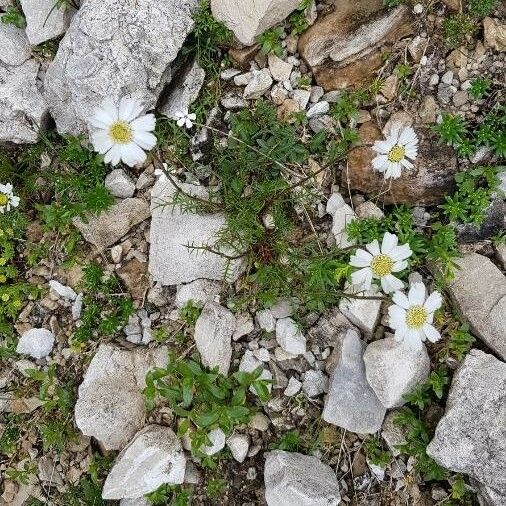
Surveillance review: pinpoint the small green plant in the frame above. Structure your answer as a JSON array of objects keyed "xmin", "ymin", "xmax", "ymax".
[
  {"xmin": 384, "ymin": 0, "xmax": 403, "ymax": 7},
  {"xmin": 288, "ymin": 0, "xmax": 313, "ymax": 35},
  {"xmin": 439, "ymin": 323, "xmax": 476, "ymax": 362},
  {"xmin": 1, "ymin": 5, "xmax": 26, "ymax": 28},
  {"xmin": 179, "ymin": 299, "xmax": 203, "ymax": 326},
  {"xmin": 257, "ymin": 26, "xmax": 284, "ymax": 56},
  {"xmin": 206, "ymin": 477, "xmax": 228, "ymax": 499},
  {"xmin": 469, "ymin": 77, "xmax": 491, "ymax": 100},
  {"xmin": 442, "ymin": 13, "xmax": 475, "ymax": 48},
  {"xmin": 467, "ymin": 0, "xmax": 497, "ymax": 17},
  {"xmin": 5, "ymin": 461, "xmax": 37, "ymax": 485},
  {"xmin": 147, "ymin": 484, "xmax": 193, "ymax": 506},
  {"xmin": 364, "ymin": 436, "xmax": 392, "ymax": 469},
  {"xmin": 269, "ymin": 430, "xmax": 303, "ymax": 452},
  {"xmin": 433, "ymin": 114, "xmax": 468, "ymax": 148}
]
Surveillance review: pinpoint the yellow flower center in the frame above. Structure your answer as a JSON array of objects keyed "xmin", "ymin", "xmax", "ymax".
[
  {"xmin": 388, "ymin": 144, "xmax": 405, "ymax": 163},
  {"xmin": 405, "ymin": 305, "xmax": 428, "ymax": 329},
  {"xmin": 0, "ymin": 193, "xmax": 8, "ymax": 206},
  {"xmin": 370, "ymin": 254, "xmax": 394, "ymax": 277},
  {"xmin": 109, "ymin": 121, "xmax": 133, "ymax": 144}
]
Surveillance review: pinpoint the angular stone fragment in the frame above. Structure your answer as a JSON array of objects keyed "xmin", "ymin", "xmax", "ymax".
[
  {"xmin": 105, "ymin": 169, "xmax": 136, "ymax": 199},
  {"xmin": 44, "ymin": 0, "xmax": 198, "ymax": 134},
  {"xmin": 323, "ymin": 330, "xmax": 386, "ymax": 433},
  {"xmin": 175, "ymin": 279, "xmax": 222, "ymax": 308},
  {"xmin": 0, "ymin": 21, "xmax": 31, "ymax": 66},
  {"xmin": 75, "ymin": 344, "xmax": 167, "ymax": 450},
  {"xmin": 338, "ymin": 287, "xmax": 381, "ymax": 338},
  {"xmin": 264, "ymin": 450, "xmax": 341, "ymax": 506},
  {"xmin": 211, "ymin": 0, "xmax": 300, "ymax": 46},
  {"xmin": 227, "ymin": 433, "xmax": 250, "ymax": 463},
  {"xmin": 326, "ymin": 193, "xmax": 355, "ymax": 248},
  {"xmin": 363, "ymin": 338, "xmax": 430, "ymax": 408},
  {"xmin": 446, "ymin": 253, "xmax": 506, "ymax": 360},
  {"xmin": 275, "ymin": 317, "xmax": 306, "ymax": 355},
  {"xmin": 194, "ymin": 302, "xmax": 235, "ymax": 375},
  {"xmin": 16, "ymin": 328, "xmax": 54, "ymax": 359},
  {"xmin": 102, "ymin": 425, "xmax": 186, "ymax": 499},
  {"xmin": 73, "ymin": 198, "xmax": 150, "ymax": 249},
  {"xmin": 149, "ymin": 177, "xmax": 245, "ymax": 285},
  {"xmin": 427, "ymin": 350, "xmax": 506, "ymax": 495}
]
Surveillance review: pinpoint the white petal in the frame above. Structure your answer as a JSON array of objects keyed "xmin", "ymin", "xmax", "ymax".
[
  {"xmin": 405, "ymin": 146, "xmax": 418, "ymax": 158},
  {"xmin": 366, "ymin": 239, "xmax": 380, "ymax": 256},
  {"xmin": 408, "ymin": 282, "xmax": 426, "ymax": 305},
  {"xmin": 351, "ymin": 268, "xmax": 373, "ymax": 291},
  {"xmin": 131, "ymin": 113, "xmax": 156, "ymax": 133},
  {"xmin": 133, "ymin": 130, "xmax": 157, "ymax": 150},
  {"xmin": 120, "ymin": 143, "xmax": 147, "ymax": 167},
  {"xmin": 118, "ymin": 97, "xmax": 144, "ymax": 122},
  {"xmin": 349, "ymin": 249, "xmax": 373, "ymax": 267},
  {"xmin": 392, "ymin": 290, "xmax": 410, "ymax": 309},
  {"xmin": 381, "ymin": 232, "xmax": 398, "ymax": 254},
  {"xmin": 392, "ymin": 260, "xmax": 408, "ymax": 272},
  {"xmin": 372, "ymin": 155, "xmax": 388, "ymax": 172},
  {"xmin": 177, "ymin": 118, "xmax": 185, "ymax": 127},
  {"xmin": 381, "ymin": 274, "xmax": 404, "ymax": 294},
  {"xmin": 104, "ymin": 144, "xmax": 122, "ymax": 166},
  {"xmin": 424, "ymin": 291, "xmax": 442, "ymax": 313},
  {"xmin": 388, "ymin": 304, "xmax": 406, "ymax": 327},
  {"xmin": 91, "ymin": 130, "xmax": 114, "ymax": 154},
  {"xmin": 185, "ymin": 118, "xmax": 193, "ymax": 129},
  {"xmin": 188, "ymin": 113, "xmax": 197, "ymax": 121},
  {"xmin": 101, "ymin": 98, "xmax": 119, "ymax": 122},
  {"xmin": 399, "ymin": 127, "xmax": 417, "ymax": 145},
  {"xmin": 10, "ymin": 196, "xmax": 20, "ymax": 208},
  {"xmin": 372, "ymin": 140, "xmax": 393, "ymax": 154},
  {"xmin": 390, "ymin": 244, "xmax": 412, "ymax": 262},
  {"xmin": 400, "ymin": 158, "xmax": 414, "ymax": 170},
  {"xmin": 422, "ymin": 323, "xmax": 441, "ymax": 343},
  {"xmin": 90, "ymin": 108, "xmax": 114, "ymax": 129}
]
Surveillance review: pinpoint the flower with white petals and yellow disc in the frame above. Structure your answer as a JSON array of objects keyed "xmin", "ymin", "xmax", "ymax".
[
  {"xmin": 90, "ymin": 97, "xmax": 157, "ymax": 167},
  {"xmin": 349, "ymin": 232, "xmax": 412, "ymax": 294},
  {"xmin": 372, "ymin": 124, "xmax": 418, "ymax": 179},
  {"xmin": 388, "ymin": 282, "xmax": 442, "ymax": 348},
  {"xmin": 174, "ymin": 110, "xmax": 196, "ymax": 129},
  {"xmin": 0, "ymin": 183, "xmax": 20, "ymax": 214}
]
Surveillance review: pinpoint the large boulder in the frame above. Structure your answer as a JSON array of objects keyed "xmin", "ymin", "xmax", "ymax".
[
  {"xmin": 43, "ymin": 0, "xmax": 198, "ymax": 134},
  {"xmin": 102, "ymin": 425, "xmax": 186, "ymax": 500},
  {"xmin": 298, "ymin": 0, "xmax": 414, "ymax": 90},
  {"xmin": 148, "ymin": 176, "xmax": 245, "ymax": 285},
  {"xmin": 74, "ymin": 344, "xmax": 168, "ymax": 450},
  {"xmin": 343, "ymin": 125, "xmax": 458, "ymax": 205},
  {"xmin": 322, "ymin": 330, "xmax": 386, "ymax": 433},
  {"xmin": 264, "ymin": 450, "xmax": 341, "ymax": 506},
  {"xmin": 211, "ymin": 0, "xmax": 300, "ymax": 46},
  {"xmin": 427, "ymin": 350, "xmax": 506, "ymax": 497},
  {"xmin": 446, "ymin": 253, "xmax": 506, "ymax": 361}
]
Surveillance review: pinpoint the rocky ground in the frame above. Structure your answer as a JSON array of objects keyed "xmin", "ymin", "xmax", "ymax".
[{"xmin": 0, "ymin": 0, "xmax": 505, "ymax": 505}]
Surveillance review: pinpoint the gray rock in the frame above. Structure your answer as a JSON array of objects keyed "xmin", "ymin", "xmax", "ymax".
[
  {"xmin": 306, "ymin": 101, "xmax": 329, "ymax": 118},
  {"xmin": 302, "ymin": 369, "xmax": 328, "ymax": 397},
  {"xmin": 227, "ymin": 433, "xmax": 250, "ymax": 463},
  {"xmin": 102, "ymin": 425, "xmax": 186, "ymax": 499},
  {"xmin": 326, "ymin": 193, "xmax": 356, "ymax": 248},
  {"xmin": 323, "ymin": 330, "xmax": 386, "ymax": 433},
  {"xmin": 455, "ymin": 199, "xmax": 505, "ymax": 243},
  {"xmin": 105, "ymin": 169, "xmax": 136, "ymax": 199},
  {"xmin": 338, "ymin": 287, "xmax": 382, "ymax": 338},
  {"xmin": 211, "ymin": 0, "xmax": 300, "ymax": 46},
  {"xmin": 0, "ymin": 19, "xmax": 31, "ymax": 66},
  {"xmin": 309, "ymin": 307, "xmax": 357, "ymax": 348},
  {"xmin": 20, "ymin": 0, "xmax": 74, "ymax": 46},
  {"xmin": 201, "ymin": 428, "xmax": 226, "ymax": 456},
  {"xmin": 270, "ymin": 297, "xmax": 298, "ymax": 319},
  {"xmin": 16, "ymin": 328, "xmax": 54, "ymax": 359},
  {"xmin": 149, "ymin": 177, "xmax": 245, "ymax": 285},
  {"xmin": 446, "ymin": 253, "xmax": 506, "ymax": 360},
  {"xmin": 175, "ymin": 279, "xmax": 221, "ymax": 308},
  {"xmin": 284, "ymin": 376, "xmax": 302, "ymax": 396},
  {"xmin": 243, "ymin": 70, "xmax": 273, "ymax": 100},
  {"xmin": 49, "ymin": 280, "xmax": 77, "ymax": 300},
  {"xmin": 363, "ymin": 338, "xmax": 430, "ymax": 408},
  {"xmin": 44, "ymin": 0, "xmax": 198, "ymax": 134},
  {"xmin": 74, "ymin": 198, "xmax": 150, "ymax": 249},
  {"xmin": 194, "ymin": 302, "xmax": 235, "ymax": 375},
  {"xmin": 276, "ymin": 318, "xmax": 306, "ymax": 355},
  {"xmin": 120, "ymin": 498, "xmax": 150, "ymax": 506},
  {"xmin": 220, "ymin": 91, "xmax": 249, "ymax": 111},
  {"xmin": 233, "ymin": 314, "xmax": 255, "ymax": 340},
  {"xmin": 427, "ymin": 350, "xmax": 506, "ymax": 495},
  {"xmin": 381, "ymin": 410, "xmax": 407, "ymax": 457},
  {"xmin": 160, "ymin": 59, "xmax": 205, "ymax": 119},
  {"xmin": 264, "ymin": 450, "xmax": 341, "ymax": 506},
  {"xmin": 74, "ymin": 344, "xmax": 168, "ymax": 450},
  {"xmin": 292, "ymin": 89, "xmax": 311, "ymax": 109},
  {"xmin": 256, "ymin": 309, "xmax": 276, "ymax": 332},
  {"xmin": 268, "ymin": 54, "xmax": 293, "ymax": 82}
]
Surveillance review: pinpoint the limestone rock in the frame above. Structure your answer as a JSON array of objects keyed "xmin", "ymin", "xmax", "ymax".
[
  {"xmin": 276, "ymin": 318, "xmax": 306, "ymax": 355},
  {"xmin": 16, "ymin": 328, "xmax": 54, "ymax": 359},
  {"xmin": 343, "ymin": 126, "xmax": 458, "ymax": 205},
  {"xmin": 338, "ymin": 287, "xmax": 381, "ymax": 338},
  {"xmin": 363, "ymin": 338, "xmax": 430, "ymax": 408},
  {"xmin": 74, "ymin": 344, "xmax": 168, "ymax": 450},
  {"xmin": 483, "ymin": 17, "xmax": 506, "ymax": 52},
  {"xmin": 264, "ymin": 450, "xmax": 341, "ymax": 506},
  {"xmin": 211, "ymin": 0, "xmax": 300, "ymax": 46},
  {"xmin": 243, "ymin": 69, "xmax": 273, "ymax": 100},
  {"xmin": 194, "ymin": 302, "xmax": 235, "ymax": 375},
  {"xmin": 201, "ymin": 428, "xmax": 226, "ymax": 456},
  {"xmin": 0, "ymin": 20, "xmax": 31, "ymax": 66},
  {"xmin": 227, "ymin": 433, "xmax": 250, "ymax": 463},
  {"xmin": 427, "ymin": 350, "xmax": 506, "ymax": 495},
  {"xmin": 120, "ymin": 499, "xmax": 150, "ymax": 506},
  {"xmin": 299, "ymin": 1, "xmax": 414, "ymax": 90},
  {"xmin": 73, "ymin": 198, "xmax": 149, "ymax": 249},
  {"xmin": 326, "ymin": 193, "xmax": 356, "ymax": 248},
  {"xmin": 175, "ymin": 279, "xmax": 222, "ymax": 308},
  {"xmin": 149, "ymin": 177, "xmax": 245, "ymax": 285},
  {"xmin": 102, "ymin": 425, "xmax": 186, "ymax": 499},
  {"xmin": 268, "ymin": 54, "xmax": 293, "ymax": 82},
  {"xmin": 44, "ymin": 0, "xmax": 198, "ymax": 134},
  {"xmin": 323, "ymin": 330, "xmax": 386, "ymax": 433},
  {"xmin": 20, "ymin": 0, "xmax": 74, "ymax": 46},
  {"xmin": 105, "ymin": 169, "xmax": 136, "ymax": 199},
  {"xmin": 446, "ymin": 253, "xmax": 506, "ymax": 360}
]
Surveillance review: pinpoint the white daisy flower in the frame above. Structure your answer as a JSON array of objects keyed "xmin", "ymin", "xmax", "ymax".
[
  {"xmin": 174, "ymin": 110, "xmax": 196, "ymax": 129},
  {"xmin": 90, "ymin": 97, "xmax": 157, "ymax": 167},
  {"xmin": 372, "ymin": 124, "xmax": 419, "ymax": 179},
  {"xmin": 349, "ymin": 232, "xmax": 412, "ymax": 294},
  {"xmin": 0, "ymin": 183, "xmax": 20, "ymax": 213},
  {"xmin": 388, "ymin": 282, "xmax": 443, "ymax": 348}
]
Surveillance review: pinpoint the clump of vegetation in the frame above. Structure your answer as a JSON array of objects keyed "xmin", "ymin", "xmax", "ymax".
[
  {"xmin": 1, "ymin": 4, "xmax": 26, "ymax": 28},
  {"xmin": 468, "ymin": 77, "xmax": 491, "ymax": 100},
  {"xmin": 257, "ymin": 26, "xmax": 284, "ymax": 56},
  {"xmin": 147, "ymin": 484, "xmax": 193, "ymax": 506}
]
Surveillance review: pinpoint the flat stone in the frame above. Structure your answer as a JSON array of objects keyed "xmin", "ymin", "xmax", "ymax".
[
  {"xmin": 302, "ymin": 369, "xmax": 328, "ymax": 397},
  {"xmin": 338, "ymin": 287, "xmax": 381, "ymax": 338},
  {"xmin": 427, "ymin": 350, "xmax": 506, "ymax": 495},
  {"xmin": 74, "ymin": 198, "xmax": 150, "ymax": 249},
  {"xmin": 483, "ymin": 17, "xmax": 506, "ymax": 52},
  {"xmin": 243, "ymin": 69, "xmax": 273, "ymax": 100},
  {"xmin": 149, "ymin": 177, "xmax": 245, "ymax": 285},
  {"xmin": 227, "ymin": 433, "xmax": 250, "ymax": 463},
  {"xmin": 0, "ymin": 20, "xmax": 31, "ymax": 66},
  {"xmin": 102, "ymin": 425, "xmax": 186, "ymax": 499},
  {"xmin": 307, "ymin": 101, "xmax": 329, "ymax": 118},
  {"xmin": 363, "ymin": 338, "xmax": 430, "ymax": 408},
  {"xmin": 117, "ymin": 258, "xmax": 149, "ymax": 301},
  {"xmin": 264, "ymin": 450, "xmax": 341, "ymax": 506},
  {"xmin": 256, "ymin": 309, "xmax": 276, "ymax": 332},
  {"xmin": 194, "ymin": 302, "xmax": 235, "ymax": 375},
  {"xmin": 211, "ymin": 0, "xmax": 300, "ymax": 46},
  {"xmin": 120, "ymin": 498, "xmax": 150, "ymax": 506},
  {"xmin": 175, "ymin": 279, "xmax": 222, "ymax": 308},
  {"xmin": 276, "ymin": 318, "xmax": 306, "ymax": 355},
  {"xmin": 323, "ymin": 330, "xmax": 386, "ymax": 433},
  {"xmin": 49, "ymin": 280, "xmax": 77, "ymax": 300},
  {"xmin": 284, "ymin": 376, "xmax": 302, "ymax": 396},
  {"xmin": 44, "ymin": 0, "xmax": 198, "ymax": 134},
  {"xmin": 16, "ymin": 328, "xmax": 54, "ymax": 359},
  {"xmin": 105, "ymin": 169, "xmax": 136, "ymax": 199},
  {"xmin": 201, "ymin": 428, "xmax": 226, "ymax": 456},
  {"xmin": 446, "ymin": 253, "xmax": 506, "ymax": 360},
  {"xmin": 74, "ymin": 344, "xmax": 168, "ymax": 450},
  {"xmin": 270, "ymin": 297, "xmax": 298, "ymax": 319},
  {"xmin": 326, "ymin": 193, "xmax": 356, "ymax": 248},
  {"xmin": 268, "ymin": 54, "xmax": 293, "ymax": 82}
]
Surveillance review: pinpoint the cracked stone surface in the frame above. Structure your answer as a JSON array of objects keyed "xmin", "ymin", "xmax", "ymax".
[{"xmin": 44, "ymin": 0, "xmax": 198, "ymax": 134}]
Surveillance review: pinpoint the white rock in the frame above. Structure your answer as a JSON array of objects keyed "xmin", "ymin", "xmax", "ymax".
[
  {"xmin": 441, "ymin": 70, "xmax": 454, "ymax": 84},
  {"xmin": 102, "ymin": 425, "xmax": 186, "ymax": 499},
  {"xmin": 256, "ymin": 309, "xmax": 276, "ymax": 332},
  {"xmin": 323, "ymin": 330, "xmax": 386, "ymax": 433},
  {"xmin": 302, "ymin": 369, "xmax": 328, "ymax": 397},
  {"xmin": 105, "ymin": 169, "xmax": 136, "ymax": 199},
  {"xmin": 268, "ymin": 54, "xmax": 293, "ymax": 82},
  {"xmin": 233, "ymin": 314, "xmax": 255, "ymax": 340},
  {"xmin": 227, "ymin": 433, "xmax": 250, "ymax": 463},
  {"xmin": 292, "ymin": 89, "xmax": 311, "ymax": 109},
  {"xmin": 253, "ymin": 347, "xmax": 270, "ymax": 362},
  {"xmin": 75, "ymin": 344, "xmax": 167, "ymax": 450},
  {"xmin": 49, "ymin": 280, "xmax": 77, "ymax": 301},
  {"xmin": 284, "ymin": 376, "xmax": 302, "ymax": 397},
  {"xmin": 310, "ymin": 86, "xmax": 324, "ymax": 103},
  {"xmin": 363, "ymin": 338, "xmax": 430, "ymax": 408},
  {"xmin": 264, "ymin": 450, "xmax": 341, "ymax": 506},
  {"xmin": 175, "ymin": 279, "xmax": 222, "ymax": 308},
  {"xmin": 220, "ymin": 68, "xmax": 241, "ymax": 80},
  {"xmin": 72, "ymin": 293, "xmax": 83, "ymax": 320},
  {"xmin": 211, "ymin": 0, "xmax": 300, "ymax": 45},
  {"xmin": 306, "ymin": 101, "xmax": 329, "ymax": 119},
  {"xmin": 326, "ymin": 193, "xmax": 356, "ymax": 248},
  {"xmin": 339, "ymin": 285, "xmax": 381, "ymax": 337},
  {"xmin": 0, "ymin": 20, "xmax": 31, "ymax": 66},
  {"xmin": 201, "ymin": 428, "xmax": 226, "ymax": 456},
  {"xmin": 275, "ymin": 318, "xmax": 306, "ymax": 355},
  {"xmin": 270, "ymin": 297, "xmax": 298, "ymax": 319},
  {"xmin": 16, "ymin": 328, "xmax": 55, "ymax": 359},
  {"xmin": 243, "ymin": 70, "xmax": 273, "ymax": 100},
  {"xmin": 194, "ymin": 302, "xmax": 235, "ymax": 375}
]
